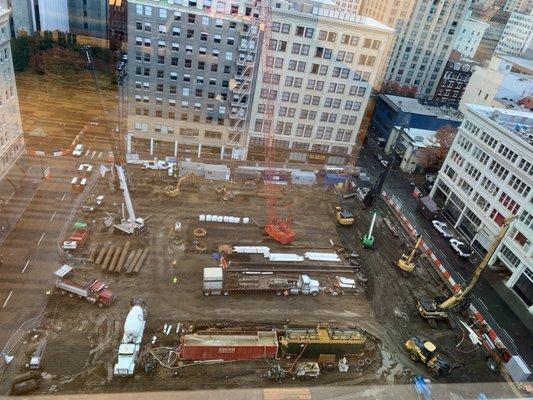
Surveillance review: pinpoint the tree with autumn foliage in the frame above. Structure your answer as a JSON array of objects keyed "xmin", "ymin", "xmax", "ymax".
[
  {"xmin": 417, "ymin": 125, "xmax": 458, "ymax": 170},
  {"xmin": 382, "ymin": 81, "xmax": 418, "ymax": 98}
]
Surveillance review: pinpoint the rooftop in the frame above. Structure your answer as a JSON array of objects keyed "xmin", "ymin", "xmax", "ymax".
[
  {"xmin": 397, "ymin": 127, "xmax": 438, "ymax": 148},
  {"xmin": 499, "ymin": 55, "xmax": 533, "ymax": 73},
  {"xmin": 467, "ymin": 104, "xmax": 533, "ymax": 146},
  {"xmin": 382, "ymin": 94, "xmax": 464, "ymax": 121}
]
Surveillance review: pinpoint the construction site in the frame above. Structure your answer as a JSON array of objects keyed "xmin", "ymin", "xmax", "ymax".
[{"xmin": 0, "ymin": 156, "xmax": 519, "ymax": 398}]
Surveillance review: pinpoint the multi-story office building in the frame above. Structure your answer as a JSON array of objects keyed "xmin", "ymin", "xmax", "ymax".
[
  {"xmin": 348, "ymin": 0, "xmax": 472, "ymax": 99},
  {"xmin": 459, "ymin": 54, "xmax": 533, "ymax": 111},
  {"xmin": 453, "ymin": 13, "xmax": 490, "ymax": 58},
  {"xmin": 68, "ymin": 0, "xmax": 108, "ymax": 41},
  {"xmin": 335, "ymin": 0, "xmax": 361, "ymax": 15},
  {"xmin": 430, "ymin": 104, "xmax": 533, "ymax": 312},
  {"xmin": 478, "ymin": 9, "xmax": 510, "ymax": 58},
  {"xmin": 0, "ymin": 7, "xmax": 24, "ymax": 179},
  {"xmin": 495, "ymin": 10, "xmax": 533, "ymax": 56},
  {"xmin": 109, "ymin": 0, "xmax": 127, "ymax": 50},
  {"xmin": 246, "ymin": 0, "xmax": 394, "ymax": 165},
  {"xmin": 434, "ymin": 52, "xmax": 478, "ymax": 106},
  {"xmin": 126, "ymin": 0, "xmax": 260, "ymax": 160},
  {"xmin": 1, "ymin": 0, "xmax": 69, "ymax": 35},
  {"xmin": 503, "ymin": 0, "xmax": 532, "ymax": 13}
]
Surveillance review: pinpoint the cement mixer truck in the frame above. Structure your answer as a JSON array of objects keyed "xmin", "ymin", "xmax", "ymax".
[{"xmin": 114, "ymin": 299, "xmax": 146, "ymax": 376}]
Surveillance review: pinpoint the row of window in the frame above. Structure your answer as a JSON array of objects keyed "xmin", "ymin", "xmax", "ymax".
[{"xmin": 254, "ymin": 119, "xmax": 354, "ymax": 143}]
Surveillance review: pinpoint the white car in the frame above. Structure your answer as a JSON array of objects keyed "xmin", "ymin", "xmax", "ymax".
[
  {"xmin": 432, "ymin": 220, "xmax": 453, "ymax": 238},
  {"xmin": 72, "ymin": 144, "xmax": 84, "ymax": 157},
  {"xmin": 449, "ymin": 239, "xmax": 472, "ymax": 258}
]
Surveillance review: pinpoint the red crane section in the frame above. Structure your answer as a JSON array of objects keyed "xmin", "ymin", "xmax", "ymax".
[{"xmin": 257, "ymin": 0, "xmax": 295, "ymax": 245}]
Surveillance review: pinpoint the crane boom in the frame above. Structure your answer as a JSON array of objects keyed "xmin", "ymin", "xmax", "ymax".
[
  {"xmin": 439, "ymin": 216, "xmax": 516, "ymax": 310},
  {"xmin": 116, "ymin": 165, "xmax": 135, "ymax": 222}
]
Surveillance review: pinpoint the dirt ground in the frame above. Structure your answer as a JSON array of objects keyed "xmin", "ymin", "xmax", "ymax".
[{"xmin": 2, "ymin": 167, "xmax": 513, "ymax": 397}]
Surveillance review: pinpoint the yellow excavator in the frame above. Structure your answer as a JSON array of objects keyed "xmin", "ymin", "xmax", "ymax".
[
  {"xmin": 397, "ymin": 235, "xmax": 423, "ymax": 273},
  {"xmin": 164, "ymin": 172, "xmax": 197, "ymax": 197},
  {"xmin": 417, "ymin": 216, "xmax": 516, "ymax": 328},
  {"xmin": 335, "ymin": 206, "xmax": 355, "ymax": 226}
]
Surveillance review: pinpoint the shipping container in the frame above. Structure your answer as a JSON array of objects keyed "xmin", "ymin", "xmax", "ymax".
[
  {"xmin": 234, "ymin": 167, "xmax": 261, "ymax": 181},
  {"xmin": 180, "ymin": 331, "xmax": 278, "ymax": 361},
  {"xmin": 292, "ymin": 170, "xmax": 316, "ymax": 186}
]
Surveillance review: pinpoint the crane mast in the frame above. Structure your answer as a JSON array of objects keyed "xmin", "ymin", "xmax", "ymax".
[{"xmin": 258, "ymin": 0, "xmax": 295, "ymax": 244}]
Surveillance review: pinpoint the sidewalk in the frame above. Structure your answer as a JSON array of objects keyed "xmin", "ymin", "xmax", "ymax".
[{"xmin": 0, "ymin": 155, "xmax": 43, "ymax": 246}]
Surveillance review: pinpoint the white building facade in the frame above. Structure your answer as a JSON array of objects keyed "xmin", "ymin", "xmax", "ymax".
[
  {"xmin": 247, "ymin": 0, "xmax": 394, "ymax": 165},
  {"xmin": 453, "ymin": 16, "xmax": 490, "ymax": 58},
  {"xmin": 459, "ymin": 54, "xmax": 533, "ymax": 112},
  {"xmin": 0, "ymin": 7, "xmax": 24, "ymax": 179},
  {"xmin": 495, "ymin": 10, "xmax": 533, "ymax": 57},
  {"xmin": 431, "ymin": 104, "xmax": 533, "ymax": 313}
]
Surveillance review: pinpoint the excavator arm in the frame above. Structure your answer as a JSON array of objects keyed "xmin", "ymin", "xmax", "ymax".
[{"xmin": 438, "ymin": 216, "xmax": 516, "ymax": 310}]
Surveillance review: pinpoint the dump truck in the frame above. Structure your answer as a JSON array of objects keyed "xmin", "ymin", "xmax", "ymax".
[
  {"xmin": 114, "ymin": 299, "xmax": 146, "ymax": 376},
  {"xmin": 54, "ymin": 265, "xmax": 115, "ymax": 307},
  {"xmin": 203, "ymin": 267, "xmax": 320, "ymax": 296}
]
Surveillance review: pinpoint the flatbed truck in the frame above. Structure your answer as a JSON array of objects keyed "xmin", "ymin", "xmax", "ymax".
[
  {"xmin": 203, "ymin": 267, "xmax": 320, "ymax": 296},
  {"xmin": 54, "ymin": 265, "xmax": 115, "ymax": 307}
]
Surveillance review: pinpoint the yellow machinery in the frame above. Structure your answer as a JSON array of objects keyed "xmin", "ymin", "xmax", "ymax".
[
  {"xmin": 397, "ymin": 235, "xmax": 423, "ymax": 273},
  {"xmin": 404, "ymin": 336, "xmax": 452, "ymax": 378},
  {"xmin": 164, "ymin": 172, "xmax": 197, "ymax": 197},
  {"xmin": 335, "ymin": 206, "xmax": 354, "ymax": 226},
  {"xmin": 417, "ymin": 216, "xmax": 516, "ymax": 327}
]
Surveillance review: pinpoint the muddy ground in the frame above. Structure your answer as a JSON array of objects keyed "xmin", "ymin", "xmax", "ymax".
[{"xmin": 1, "ymin": 167, "xmax": 513, "ymax": 398}]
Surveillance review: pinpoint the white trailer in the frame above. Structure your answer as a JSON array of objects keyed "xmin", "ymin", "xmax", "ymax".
[{"xmin": 114, "ymin": 300, "xmax": 146, "ymax": 376}]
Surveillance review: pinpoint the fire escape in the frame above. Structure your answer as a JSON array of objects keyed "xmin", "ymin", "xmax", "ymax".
[{"xmin": 227, "ymin": 13, "xmax": 260, "ymax": 145}]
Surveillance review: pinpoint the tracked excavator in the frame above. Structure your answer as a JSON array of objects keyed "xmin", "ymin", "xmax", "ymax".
[
  {"xmin": 164, "ymin": 172, "xmax": 197, "ymax": 197},
  {"xmin": 417, "ymin": 216, "xmax": 516, "ymax": 328},
  {"xmin": 397, "ymin": 235, "xmax": 423, "ymax": 273}
]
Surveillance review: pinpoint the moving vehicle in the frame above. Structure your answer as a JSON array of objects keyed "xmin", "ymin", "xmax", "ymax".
[
  {"xmin": 335, "ymin": 206, "xmax": 354, "ymax": 225},
  {"xmin": 397, "ymin": 235, "xmax": 422, "ymax": 273},
  {"xmin": 405, "ymin": 336, "xmax": 452, "ymax": 378},
  {"xmin": 54, "ymin": 264, "xmax": 115, "ymax": 307},
  {"xmin": 417, "ymin": 217, "xmax": 515, "ymax": 327},
  {"xmin": 431, "ymin": 220, "xmax": 453, "ymax": 238},
  {"xmin": 72, "ymin": 144, "xmax": 84, "ymax": 157},
  {"xmin": 203, "ymin": 267, "xmax": 320, "ymax": 296},
  {"xmin": 449, "ymin": 238, "xmax": 472, "ymax": 258},
  {"xmin": 114, "ymin": 300, "xmax": 146, "ymax": 376},
  {"xmin": 417, "ymin": 196, "xmax": 439, "ymax": 220}
]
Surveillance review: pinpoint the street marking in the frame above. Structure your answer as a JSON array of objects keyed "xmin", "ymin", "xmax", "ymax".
[
  {"xmin": 85, "ymin": 149, "xmax": 90, "ymax": 157},
  {"xmin": 21, "ymin": 260, "xmax": 30, "ymax": 274},
  {"xmin": 478, "ymin": 298, "xmax": 488, "ymax": 309},
  {"xmin": 2, "ymin": 291, "xmax": 13, "ymax": 308},
  {"xmin": 50, "ymin": 211, "xmax": 57, "ymax": 221},
  {"xmin": 501, "ymin": 328, "xmax": 516, "ymax": 345},
  {"xmin": 61, "ymin": 193, "xmax": 67, "ymax": 202},
  {"xmin": 37, "ymin": 232, "xmax": 45, "ymax": 246}
]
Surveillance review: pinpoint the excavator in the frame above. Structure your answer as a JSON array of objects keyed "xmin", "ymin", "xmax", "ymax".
[
  {"xmin": 397, "ymin": 235, "xmax": 423, "ymax": 273},
  {"xmin": 417, "ymin": 216, "xmax": 516, "ymax": 328},
  {"xmin": 404, "ymin": 336, "xmax": 453, "ymax": 378},
  {"xmin": 164, "ymin": 172, "xmax": 197, "ymax": 197}
]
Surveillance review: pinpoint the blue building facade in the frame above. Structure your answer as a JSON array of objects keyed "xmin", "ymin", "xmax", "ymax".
[{"xmin": 371, "ymin": 94, "xmax": 462, "ymax": 144}]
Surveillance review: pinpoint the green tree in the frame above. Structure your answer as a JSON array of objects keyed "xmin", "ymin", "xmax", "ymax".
[{"xmin": 10, "ymin": 34, "xmax": 31, "ymax": 72}]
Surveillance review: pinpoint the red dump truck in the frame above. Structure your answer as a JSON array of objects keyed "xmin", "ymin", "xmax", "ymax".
[{"xmin": 54, "ymin": 265, "xmax": 115, "ymax": 307}]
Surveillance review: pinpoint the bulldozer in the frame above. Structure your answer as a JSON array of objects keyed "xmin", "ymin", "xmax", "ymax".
[
  {"xmin": 404, "ymin": 336, "xmax": 453, "ymax": 379},
  {"xmin": 397, "ymin": 235, "xmax": 422, "ymax": 273},
  {"xmin": 164, "ymin": 172, "xmax": 197, "ymax": 197}
]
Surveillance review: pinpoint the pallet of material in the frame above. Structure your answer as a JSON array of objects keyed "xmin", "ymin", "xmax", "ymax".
[{"xmin": 125, "ymin": 249, "xmax": 143, "ymax": 274}]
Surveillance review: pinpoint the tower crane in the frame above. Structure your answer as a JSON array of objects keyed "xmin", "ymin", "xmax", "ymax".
[
  {"xmin": 417, "ymin": 216, "xmax": 516, "ymax": 327},
  {"xmin": 257, "ymin": 0, "xmax": 295, "ymax": 245}
]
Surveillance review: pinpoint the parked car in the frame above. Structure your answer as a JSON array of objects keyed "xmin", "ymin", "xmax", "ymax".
[
  {"xmin": 432, "ymin": 220, "xmax": 453, "ymax": 238},
  {"xmin": 72, "ymin": 144, "xmax": 84, "ymax": 157},
  {"xmin": 449, "ymin": 239, "xmax": 472, "ymax": 258}
]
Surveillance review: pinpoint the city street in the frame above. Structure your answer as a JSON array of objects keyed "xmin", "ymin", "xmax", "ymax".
[{"xmin": 357, "ymin": 141, "xmax": 533, "ymax": 369}]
